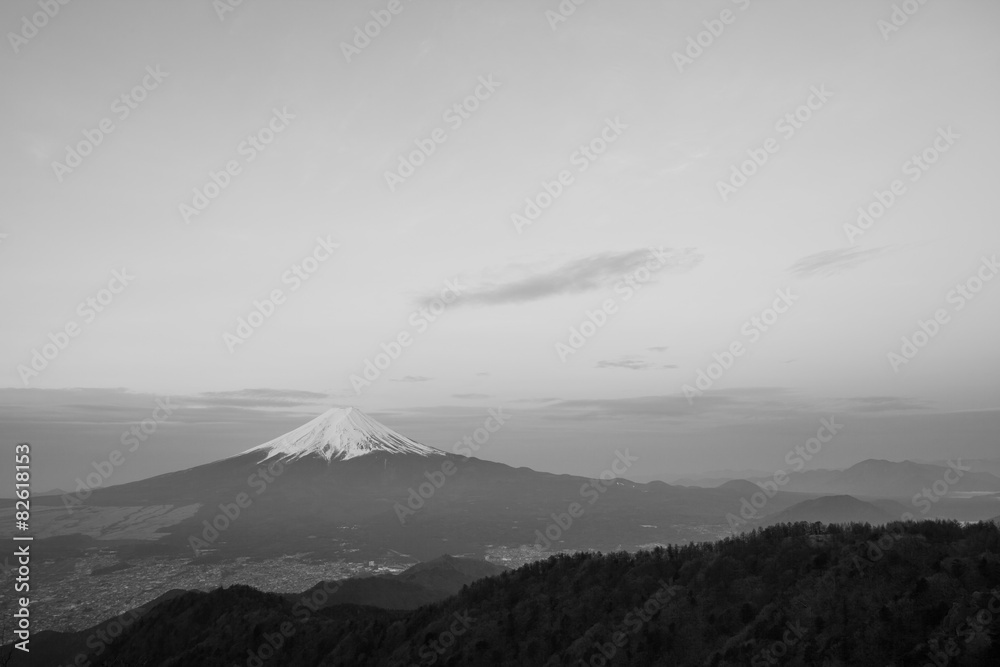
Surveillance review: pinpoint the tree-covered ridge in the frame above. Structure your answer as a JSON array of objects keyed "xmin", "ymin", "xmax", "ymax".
[{"xmin": 83, "ymin": 520, "xmax": 999, "ymax": 666}]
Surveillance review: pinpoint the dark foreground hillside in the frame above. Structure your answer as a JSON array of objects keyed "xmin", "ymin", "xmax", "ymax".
[{"xmin": 18, "ymin": 521, "xmax": 1000, "ymax": 666}]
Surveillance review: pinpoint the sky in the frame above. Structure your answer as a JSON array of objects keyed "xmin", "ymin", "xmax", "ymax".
[{"xmin": 1, "ymin": 0, "xmax": 999, "ymax": 495}]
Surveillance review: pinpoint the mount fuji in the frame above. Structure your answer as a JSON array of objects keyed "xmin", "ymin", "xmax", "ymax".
[
  {"xmin": 32, "ymin": 407, "xmax": 830, "ymax": 560},
  {"xmin": 243, "ymin": 406, "xmax": 446, "ymax": 462}
]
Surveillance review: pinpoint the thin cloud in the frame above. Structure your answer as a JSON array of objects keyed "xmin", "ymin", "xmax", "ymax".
[
  {"xmin": 0, "ymin": 388, "xmax": 324, "ymax": 426},
  {"xmin": 392, "ymin": 375, "xmax": 432, "ymax": 383},
  {"xmin": 835, "ymin": 396, "xmax": 931, "ymax": 413},
  {"xmin": 596, "ymin": 358, "xmax": 656, "ymax": 371},
  {"xmin": 788, "ymin": 246, "xmax": 889, "ymax": 278},
  {"xmin": 531, "ymin": 388, "xmax": 830, "ymax": 422},
  {"xmin": 597, "ymin": 350, "xmax": 677, "ymax": 370},
  {"xmin": 453, "ymin": 393, "xmax": 491, "ymax": 399},
  {"xmin": 194, "ymin": 388, "xmax": 331, "ymax": 409},
  {"xmin": 420, "ymin": 247, "xmax": 702, "ymax": 308},
  {"xmin": 647, "ymin": 346, "xmax": 669, "ymax": 352}
]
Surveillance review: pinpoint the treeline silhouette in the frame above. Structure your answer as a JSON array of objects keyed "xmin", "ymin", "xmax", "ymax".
[{"xmin": 73, "ymin": 520, "xmax": 1000, "ymax": 666}]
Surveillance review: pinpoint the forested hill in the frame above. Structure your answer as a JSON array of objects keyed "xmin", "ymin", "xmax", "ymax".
[{"xmin": 67, "ymin": 521, "xmax": 1000, "ymax": 666}]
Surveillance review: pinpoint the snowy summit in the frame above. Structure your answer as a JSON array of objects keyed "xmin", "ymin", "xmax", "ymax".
[{"xmin": 244, "ymin": 406, "xmax": 445, "ymax": 462}]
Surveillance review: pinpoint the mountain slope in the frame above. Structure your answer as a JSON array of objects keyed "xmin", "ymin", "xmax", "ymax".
[
  {"xmin": 292, "ymin": 555, "xmax": 507, "ymax": 609},
  {"xmin": 0, "ymin": 556, "xmax": 503, "ymax": 666},
  {"xmin": 0, "ymin": 588, "xmax": 189, "ymax": 667},
  {"xmin": 33, "ymin": 520, "xmax": 1000, "ymax": 667},
  {"xmin": 765, "ymin": 494, "xmax": 894, "ymax": 526},
  {"xmin": 391, "ymin": 553, "xmax": 507, "ymax": 595}
]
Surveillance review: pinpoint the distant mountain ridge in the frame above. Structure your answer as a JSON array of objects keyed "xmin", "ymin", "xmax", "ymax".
[{"xmin": 745, "ymin": 458, "xmax": 1000, "ymax": 498}]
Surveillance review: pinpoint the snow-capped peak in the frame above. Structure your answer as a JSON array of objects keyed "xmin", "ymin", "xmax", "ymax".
[{"xmin": 243, "ymin": 407, "xmax": 445, "ymax": 462}]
